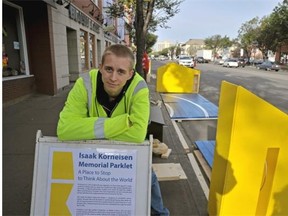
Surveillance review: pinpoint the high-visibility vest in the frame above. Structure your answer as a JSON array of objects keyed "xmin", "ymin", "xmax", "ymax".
[{"xmin": 57, "ymin": 69, "xmax": 150, "ymax": 143}]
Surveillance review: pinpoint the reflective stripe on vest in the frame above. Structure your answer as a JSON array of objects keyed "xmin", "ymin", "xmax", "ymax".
[
  {"xmin": 82, "ymin": 73, "xmax": 92, "ymax": 109},
  {"xmin": 133, "ymin": 80, "xmax": 148, "ymax": 96},
  {"xmin": 94, "ymin": 117, "xmax": 105, "ymax": 138}
]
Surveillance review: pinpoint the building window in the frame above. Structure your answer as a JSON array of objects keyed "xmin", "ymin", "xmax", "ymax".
[
  {"xmin": 80, "ymin": 30, "xmax": 89, "ymax": 71},
  {"xmin": 105, "ymin": 41, "xmax": 111, "ymax": 49},
  {"xmin": 89, "ymin": 33, "xmax": 96, "ymax": 68},
  {"xmin": 3, "ymin": 1, "xmax": 29, "ymax": 78}
]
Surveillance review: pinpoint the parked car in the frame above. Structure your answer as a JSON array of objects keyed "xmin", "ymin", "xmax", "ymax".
[
  {"xmin": 223, "ymin": 59, "xmax": 239, "ymax": 68},
  {"xmin": 196, "ymin": 56, "xmax": 205, "ymax": 63},
  {"xmin": 256, "ymin": 61, "xmax": 280, "ymax": 72},
  {"xmin": 177, "ymin": 55, "xmax": 194, "ymax": 68},
  {"xmin": 214, "ymin": 58, "xmax": 224, "ymax": 65},
  {"xmin": 158, "ymin": 55, "xmax": 168, "ymax": 61},
  {"xmin": 250, "ymin": 59, "xmax": 264, "ymax": 65},
  {"xmin": 237, "ymin": 58, "xmax": 246, "ymax": 67}
]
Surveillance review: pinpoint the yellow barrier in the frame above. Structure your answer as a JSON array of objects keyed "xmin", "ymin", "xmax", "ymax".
[
  {"xmin": 208, "ymin": 81, "xmax": 288, "ymax": 215},
  {"xmin": 156, "ymin": 63, "xmax": 200, "ymax": 93}
]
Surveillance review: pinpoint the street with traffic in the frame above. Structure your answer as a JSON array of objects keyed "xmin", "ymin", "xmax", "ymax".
[{"xmin": 3, "ymin": 59, "xmax": 288, "ymax": 215}]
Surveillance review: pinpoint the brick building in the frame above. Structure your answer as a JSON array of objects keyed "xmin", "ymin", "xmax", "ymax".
[
  {"xmin": 3, "ymin": 0, "xmax": 129, "ymax": 104},
  {"xmin": 275, "ymin": 43, "xmax": 288, "ymax": 64}
]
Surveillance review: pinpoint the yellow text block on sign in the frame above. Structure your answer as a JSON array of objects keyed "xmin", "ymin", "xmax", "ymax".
[
  {"xmin": 50, "ymin": 183, "xmax": 73, "ymax": 216},
  {"xmin": 52, "ymin": 151, "xmax": 74, "ymax": 180}
]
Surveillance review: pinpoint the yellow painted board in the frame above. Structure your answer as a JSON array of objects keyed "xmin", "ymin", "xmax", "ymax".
[
  {"xmin": 208, "ymin": 81, "xmax": 288, "ymax": 215},
  {"xmin": 156, "ymin": 63, "xmax": 200, "ymax": 93}
]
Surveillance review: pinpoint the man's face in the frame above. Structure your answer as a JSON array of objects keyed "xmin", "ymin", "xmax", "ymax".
[{"xmin": 100, "ymin": 53, "xmax": 133, "ymax": 99}]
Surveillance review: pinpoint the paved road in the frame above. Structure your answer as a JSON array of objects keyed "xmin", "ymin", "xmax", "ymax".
[
  {"xmin": 196, "ymin": 63, "xmax": 288, "ymax": 114},
  {"xmin": 153, "ymin": 60, "xmax": 288, "ymax": 114}
]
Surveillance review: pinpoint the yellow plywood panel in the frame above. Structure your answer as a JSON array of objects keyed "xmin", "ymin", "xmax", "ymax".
[
  {"xmin": 156, "ymin": 63, "xmax": 200, "ymax": 93},
  {"xmin": 208, "ymin": 81, "xmax": 288, "ymax": 215}
]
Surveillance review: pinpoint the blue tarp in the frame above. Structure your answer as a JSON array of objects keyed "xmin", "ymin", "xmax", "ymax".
[
  {"xmin": 194, "ymin": 140, "xmax": 215, "ymax": 168},
  {"xmin": 161, "ymin": 93, "xmax": 218, "ymax": 120}
]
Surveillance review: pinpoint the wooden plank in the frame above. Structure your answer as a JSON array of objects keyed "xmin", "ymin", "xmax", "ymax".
[
  {"xmin": 187, "ymin": 153, "xmax": 209, "ymax": 199},
  {"xmin": 171, "ymin": 120, "xmax": 190, "ymax": 152},
  {"xmin": 152, "ymin": 163, "xmax": 187, "ymax": 181},
  {"xmin": 194, "ymin": 150, "xmax": 212, "ymax": 181},
  {"xmin": 161, "ymin": 148, "xmax": 172, "ymax": 159}
]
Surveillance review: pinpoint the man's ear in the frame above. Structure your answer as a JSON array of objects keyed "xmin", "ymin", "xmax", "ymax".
[
  {"xmin": 99, "ymin": 64, "xmax": 103, "ymax": 73},
  {"xmin": 129, "ymin": 69, "xmax": 134, "ymax": 79}
]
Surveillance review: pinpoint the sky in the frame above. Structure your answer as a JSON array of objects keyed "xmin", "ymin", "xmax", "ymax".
[{"xmin": 155, "ymin": 0, "xmax": 283, "ymax": 43}]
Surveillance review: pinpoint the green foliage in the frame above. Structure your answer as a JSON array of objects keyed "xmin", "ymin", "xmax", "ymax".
[
  {"xmin": 258, "ymin": 0, "xmax": 288, "ymax": 52},
  {"xmin": 146, "ymin": 33, "xmax": 158, "ymax": 53},
  {"xmin": 152, "ymin": 0, "xmax": 183, "ymax": 29},
  {"xmin": 104, "ymin": 0, "xmax": 183, "ymax": 77},
  {"xmin": 237, "ymin": 0, "xmax": 288, "ymax": 57},
  {"xmin": 204, "ymin": 35, "xmax": 233, "ymax": 56},
  {"xmin": 237, "ymin": 17, "xmax": 262, "ymax": 57},
  {"xmin": 104, "ymin": 3, "xmax": 125, "ymax": 17}
]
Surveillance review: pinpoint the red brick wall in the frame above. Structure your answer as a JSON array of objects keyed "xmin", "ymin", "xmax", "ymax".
[
  {"xmin": 275, "ymin": 43, "xmax": 288, "ymax": 62},
  {"xmin": 3, "ymin": 77, "xmax": 36, "ymax": 103}
]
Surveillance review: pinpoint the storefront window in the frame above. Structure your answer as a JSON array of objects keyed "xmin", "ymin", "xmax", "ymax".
[
  {"xmin": 3, "ymin": 1, "xmax": 29, "ymax": 78},
  {"xmin": 80, "ymin": 30, "xmax": 88, "ymax": 70},
  {"xmin": 105, "ymin": 41, "xmax": 111, "ymax": 48},
  {"xmin": 89, "ymin": 33, "xmax": 96, "ymax": 68}
]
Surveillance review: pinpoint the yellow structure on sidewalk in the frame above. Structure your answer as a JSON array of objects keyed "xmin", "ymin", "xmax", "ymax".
[
  {"xmin": 156, "ymin": 63, "xmax": 200, "ymax": 93},
  {"xmin": 208, "ymin": 81, "xmax": 288, "ymax": 215}
]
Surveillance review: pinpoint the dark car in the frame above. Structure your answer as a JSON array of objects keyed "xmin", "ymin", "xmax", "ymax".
[
  {"xmin": 250, "ymin": 59, "xmax": 264, "ymax": 66},
  {"xmin": 196, "ymin": 57, "xmax": 205, "ymax": 63},
  {"xmin": 256, "ymin": 61, "xmax": 280, "ymax": 72},
  {"xmin": 237, "ymin": 58, "xmax": 246, "ymax": 67}
]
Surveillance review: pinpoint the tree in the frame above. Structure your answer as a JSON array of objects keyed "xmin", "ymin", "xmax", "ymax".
[
  {"xmin": 256, "ymin": 15, "xmax": 275, "ymax": 59},
  {"xmin": 105, "ymin": 0, "xmax": 182, "ymax": 77},
  {"xmin": 237, "ymin": 17, "xmax": 262, "ymax": 59},
  {"xmin": 258, "ymin": 0, "xmax": 288, "ymax": 53},
  {"xmin": 145, "ymin": 32, "xmax": 158, "ymax": 53},
  {"xmin": 204, "ymin": 35, "xmax": 233, "ymax": 57}
]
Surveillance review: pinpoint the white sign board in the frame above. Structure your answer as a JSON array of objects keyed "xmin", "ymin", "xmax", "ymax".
[{"xmin": 31, "ymin": 131, "xmax": 152, "ymax": 216}]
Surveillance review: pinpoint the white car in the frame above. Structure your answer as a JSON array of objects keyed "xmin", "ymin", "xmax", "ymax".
[
  {"xmin": 223, "ymin": 59, "xmax": 239, "ymax": 68},
  {"xmin": 215, "ymin": 59, "xmax": 224, "ymax": 65},
  {"xmin": 177, "ymin": 56, "xmax": 194, "ymax": 68}
]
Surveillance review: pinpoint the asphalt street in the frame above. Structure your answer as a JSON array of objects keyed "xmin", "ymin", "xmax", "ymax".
[{"xmin": 3, "ymin": 61, "xmax": 288, "ymax": 215}]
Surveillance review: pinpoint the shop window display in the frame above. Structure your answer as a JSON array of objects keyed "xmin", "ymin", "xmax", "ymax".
[
  {"xmin": 80, "ymin": 30, "xmax": 88, "ymax": 70},
  {"xmin": 89, "ymin": 33, "xmax": 96, "ymax": 68},
  {"xmin": 3, "ymin": 2, "xmax": 29, "ymax": 78}
]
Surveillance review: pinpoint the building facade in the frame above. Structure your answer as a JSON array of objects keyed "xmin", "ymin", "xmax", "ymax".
[
  {"xmin": 275, "ymin": 43, "xmax": 288, "ymax": 64},
  {"xmin": 153, "ymin": 40, "xmax": 175, "ymax": 53},
  {"xmin": 3, "ymin": 0, "xmax": 128, "ymax": 104},
  {"xmin": 181, "ymin": 39, "xmax": 205, "ymax": 56}
]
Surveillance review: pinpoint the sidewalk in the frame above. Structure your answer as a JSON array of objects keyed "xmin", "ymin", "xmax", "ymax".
[
  {"xmin": 280, "ymin": 64, "xmax": 288, "ymax": 71},
  {"xmin": 3, "ymin": 86, "xmax": 72, "ymax": 215},
  {"xmin": 3, "ymin": 74, "xmax": 209, "ymax": 215}
]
